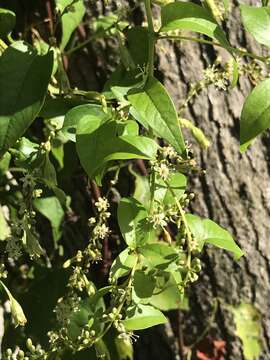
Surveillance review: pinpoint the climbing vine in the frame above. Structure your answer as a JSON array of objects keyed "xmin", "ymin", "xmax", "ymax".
[{"xmin": 0, "ymin": 0, "xmax": 269, "ymax": 359}]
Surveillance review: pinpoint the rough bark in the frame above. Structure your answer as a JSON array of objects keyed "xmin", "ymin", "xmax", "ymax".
[{"xmin": 69, "ymin": 1, "xmax": 270, "ymax": 359}]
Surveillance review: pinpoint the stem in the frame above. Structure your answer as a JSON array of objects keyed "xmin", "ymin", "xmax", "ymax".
[
  {"xmin": 188, "ymin": 298, "xmax": 218, "ymax": 349},
  {"xmin": 159, "ymin": 35, "xmax": 270, "ymax": 63},
  {"xmin": 144, "ymin": 0, "xmax": 156, "ymax": 77},
  {"xmin": 92, "ymin": 254, "xmax": 139, "ymax": 344},
  {"xmin": 165, "ymin": 181, "xmax": 192, "ymax": 268},
  {"xmin": 65, "ymin": 25, "xmax": 116, "ymax": 56}
]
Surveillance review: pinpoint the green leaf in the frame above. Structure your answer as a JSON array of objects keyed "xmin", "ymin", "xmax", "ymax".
[
  {"xmin": 68, "ymin": 296, "xmax": 105, "ymax": 341},
  {"xmin": 122, "ymin": 304, "xmax": 167, "ymax": 330},
  {"xmin": 148, "ymin": 272, "xmax": 183, "ymax": 311},
  {"xmin": 133, "ymin": 271, "xmax": 156, "ymax": 299},
  {"xmin": 186, "ymin": 214, "xmax": 244, "ymax": 259},
  {"xmin": 56, "ymin": 0, "xmax": 86, "ymax": 50},
  {"xmin": 117, "ymin": 120, "xmax": 139, "ymax": 136},
  {"xmin": 128, "ymin": 77, "xmax": 185, "ymax": 154},
  {"xmin": 139, "ymin": 242, "xmax": 179, "ymax": 269},
  {"xmin": 231, "ymin": 303, "xmax": 262, "ymax": 360},
  {"xmin": 155, "ymin": 172, "xmax": 187, "ymax": 205},
  {"xmin": 240, "ymin": 5, "xmax": 270, "ymax": 48},
  {"xmin": 40, "ymin": 97, "xmax": 89, "ymax": 118},
  {"xmin": 0, "ymin": 205, "xmax": 10, "ymax": 240},
  {"xmin": 117, "ymin": 197, "xmax": 149, "ymax": 248},
  {"xmin": 110, "ymin": 248, "xmax": 137, "ymax": 281},
  {"xmin": 76, "ymin": 117, "xmax": 158, "ymax": 183},
  {"xmin": 63, "ymin": 104, "xmax": 109, "ymax": 142},
  {"xmin": 95, "ymin": 339, "xmax": 111, "ymax": 360},
  {"xmin": 0, "ymin": 152, "xmax": 11, "ymax": 173},
  {"xmin": 160, "ymin": 1, "xmax": 230, "ymax": 49},
  {"xmin": 125, "ymin": 27, "xmax": 149, "ymax": 67},
  {"xmin": 133, "ymin": 174, "xmax": 151, "ymax": 210},
  {"xmin": 0, "ymin": 41, "xmax": 53, "ymax": 157},
  {"xmin": 0, "ymin": 8, "xmax": 16, "ymax": 38},
  {"xmin": 240, "ymin": 78, "xmax": 270, "ymax": 150},
  {"xmin": 34, "ymin": 196, "xmax": 64, "ymax": 245},
  {"xmin": 40, "ymin": 153, "xmax": 58, "ymax": 186}
]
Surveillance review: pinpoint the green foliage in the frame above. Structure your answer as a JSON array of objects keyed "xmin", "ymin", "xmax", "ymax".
[
  {"xmin": 56, "ymin": 0, "xmax": 86, "ymax": 50},
  {"xmin": 117, "ymin": 197, "xmax": 149, "ymax": 248},
  {"xmin": 122, "ymin": 304, "xmax": 167, "ymax": 330},
  {"xmin": 76, "ymin": 116, "xmax": 158, "ymax": 183},
  {"xmin": 34, "ymin": 196, "xmax": 64, "ymax": 245},
  {"xmin": 0, "ymin": 42, "xmax": 53, "ymax": 157},
  {"xmin": 186, "ymin": 214, "xmax": 244, "ymax": 259},
  {"xmin": 240, "ymin": 78, "xmax": 270, "ymax": 150},
  {"xmin": 231, "ymin": 303, "xmax": 262, "ymax": 360},
  {"xmin": 0, "ymin": 8, "xmax": 15, "ymax": 38},
  {"xmin": 0, "ymin": 0, "xmax": 266, "ymax": 358},
  {"xmin": 160, "ymin": 1, "xmax": 230, "ymax": 49},
  {"xmin": 128, "ymin": 76, "xmax": 185, "ymax": 154},
  {"xmin": 240, "ymin": 5, "xmax": 270, "ymax": 48}
]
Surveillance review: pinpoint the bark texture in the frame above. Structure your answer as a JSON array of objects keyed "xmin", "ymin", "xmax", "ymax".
[{"xmin": 70, "ymin": 1, "xmax": 270, "ymax": 359}]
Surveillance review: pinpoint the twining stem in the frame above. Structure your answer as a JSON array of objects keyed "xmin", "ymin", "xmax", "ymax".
[
  {"xmin": 92, "ymin": 253, "xmax": 139, "ymax": 346},
  {"xmin": 188, "ymin": 298, "xmax": 218, "ymax": 349},
  {"xmin": 165, "ymin": 181, "xmax": 192, "ymax": 269},
  {"xmin": 65, "ymin": 24, "xmax": 117, "ymax": 56},
  {"xmin": 159, "ymin": 35, "xmax": 270, "ymax": 63},
  {"xmin": 144, "ymin": 0, "xmax": 156, "ymax": 77}
]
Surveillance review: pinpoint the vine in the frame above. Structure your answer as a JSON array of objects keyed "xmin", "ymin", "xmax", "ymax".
[{"xmin": 0, "ymin": 0, "xmax": 269, "ymax": 359}]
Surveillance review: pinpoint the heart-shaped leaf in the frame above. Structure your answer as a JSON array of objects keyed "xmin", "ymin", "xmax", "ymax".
[
  {"xmin": 118, "ymin": 197, "xmax": 149, "ymax": 248},
  {"xmin": 186, "ymin": 214, "xmax": 244, "ymax": 259},
  {"xmin": 76, "ymin": 114, "xmax": 158, "ymax": 183},
  {"xmin": 0, "ymin": 41, "xmax": 53, "ymax": 157}
]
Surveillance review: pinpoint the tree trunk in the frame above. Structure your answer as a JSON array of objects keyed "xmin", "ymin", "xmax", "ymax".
[{"xmin": 70, "ymin": 1, "xmax": 270, "ymax": 358}]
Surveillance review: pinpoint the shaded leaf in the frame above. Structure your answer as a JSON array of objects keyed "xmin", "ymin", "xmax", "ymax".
[
  {"xmin": 0, "ymin": 8, "xmax": 16, "ymax": 38},
  {"xmin": 0, "ymin": 41, "xmax": 53, "ymax": 157},
  {"xmin": 155, "ymin": 172, "xmax": 187, "ymax": 205},
  {"xmin": 148, "ymin": 272, "xmax": 183, "ymax": 311},
  {"xmin": 139, "ymin": 242, "xmax": 179, "ymax": 269},
  {"xmin": 34, "ymin": 196, "xmax": 64, "ymax": 245},
  {"xmin": 117, "ymin": 197, "xmax": 148, "ymax": 248},
  {"xmin": 76, "ymin": 117, "xmax": 157, "ymax": 183},
  {"xmin": 133, "ymin": 271, "xmax": 156, "ymax": 299}
]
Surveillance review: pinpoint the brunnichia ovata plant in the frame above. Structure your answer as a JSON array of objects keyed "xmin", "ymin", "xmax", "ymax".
[{"xmin": 0, "ymin": 0, "xmax": 269, "ymax": 358}]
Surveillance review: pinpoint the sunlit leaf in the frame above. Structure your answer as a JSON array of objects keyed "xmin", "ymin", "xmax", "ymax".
[{"xmin": 240, "ymin": 78, "xmax": 270, "ymax": 151}]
